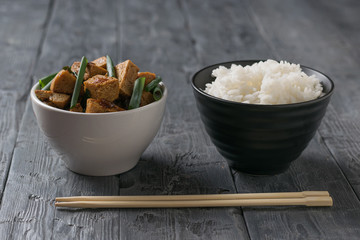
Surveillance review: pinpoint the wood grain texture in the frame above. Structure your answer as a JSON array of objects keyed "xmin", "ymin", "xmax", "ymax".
[
  {"xmin": 235, "ymin": 134, "xmax": 360, "ymax": 239},
  {"xmin": 181, "ymin": 1, "xmax": 358, "ymax": 238},
  {"xmin": 0, "ymin": 101, "xmax": 57, "ymax": 239},
  {"xmin": 1, "ymin": 0, "xmax": 249, "ymax": 239},
  {"xmin": 0, "ymin": 0, "xmax": 121, "ymax": 239},
  {"xmin": 182, "ymin": 0, "xmax": 275, "ymax": 66},
  {"xmin": 0, "ymin": 91, "xmax": 17, "ymax": 199},
  {"xmin": 0, "ymin": 0, "xmax": 51, "ymax": 97},
  {"xmin": 303, "ymin": 0, "xmax": 360, "ymax": 201},
  {"xmin": 308, "ymin": 0, "xmax": 360, "ymax": 63},
  {"xmin": 38, "ymin": 0, "xmax": 121, "ymax": 239},
  {"xmin": 237, "ymin": 0, "xmax": 360, "ymax": 239},
  {"xmin": 248, "ymin": 0, "xmax": 360, "ymax": 189},
  {"xmin": 116, "ymin": 0, "xmax": 249, "ymax": 239},
  {"xmin": 180, "ymin": 0, "xmax": 360, "ymax": 238},
  {"xmin": 0, "ymin": 0, "xmax": 52, "ymax": 204},
  {"xmin": 1, "ymin": 0, "xmax": 360, "ymax": 239}
]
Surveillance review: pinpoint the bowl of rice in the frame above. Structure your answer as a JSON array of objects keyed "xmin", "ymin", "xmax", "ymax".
[{"xmin": 191, "ymin": 60, "xmax": 334, "ymax": 175}]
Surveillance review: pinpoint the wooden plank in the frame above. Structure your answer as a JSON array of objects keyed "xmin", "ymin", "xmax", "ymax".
[
  {"xmin": 0, "ymin": 102, "xmax": 119, "ymax": 239},
  {"xmin": 0, "ymin": 0, "xmax": 51, "ymax": 98},
  {"xmin": 0, "ymin": 101, "xmax": 58, "ymax": 239},
  {"xmin": 237, "ymin": 0, "xmax": 360, "ymax": 238},
  {"xmin": 245, "ymin": 0, "xmax": 360, "ymax": 114},
  {"xmin": 236, "ymin": 135, "xmax": 360, "ymax": 239},
  {"xmin": 0, "ymin": 0, "xmax": 51, "ymax": 202},
  {"xmin": 308, "ymin": 0, "xmax": 360, "ymax": 62},
  {"xmin": 184, "ymin": 0, "xmax": 360, "ymax": 238},
  {"xmin": 40, "ymin": 0, "xmax": 120, "ymax": 238},
  {"xmin": 0, "ymin": 0, "xmax": 120, "ymax": 239},
  {"xmin": 245, "ymin": 0, "xmax": 360, "ymax": 195},
  {"xmin": 319, "ymin": 105, "xmax": 360, "ymax": 195},
  {"xmin": 0, "ymin": 91, "xmax": 17, "ymax": 198},
  {"xmin": 181, "ymin": 0, "xmax": 275, "ymax": 67},
  {"xmin": 116, "ymin": 0, "xmax": 249, "ymax": 239},
  {"xmin": 302, "ymin": 0, "xmax": 360, "ymax": 199},
  {"xmin": 1, "ymin": 0, "xmax": 251, "ymax": 238},
  {"xmin": 1, "ymin": 0, "xmax": 359, "ymax": 239}
]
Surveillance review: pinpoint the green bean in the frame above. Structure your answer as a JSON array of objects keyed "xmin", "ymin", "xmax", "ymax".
[
  {"xmin": 62, "ymin": 66, "xmax": 77, "ymax": 77},
  {"xmin": 81, "ymin": 89, "xmax": 91, "ymax": 111},
  {"xmin": 41, "ymin": 66, "xmax": 76, "ymax": 91},
  {"xmin": 70, "ymin": 56, "xmax": 88, "ymax": 109},
  {"xmin": 106, "ymin": 55, "xmax": 116, "ymax": 78},
  {"xmin": 62, "ymin": 66, "xmax": 71, "ymax": 72},
  {"xmin": 152, "ymin": 85, "xmax": 163, "ymax": 101},
  {"xmin": 42, "ymin": 80, "xmax": 53, "ymax": 90},
  {"xmin": 144, "ymin": 76, "xmax": 162, "ymax": 92},
  {"xmin": 39, "ymin": 73, "xmax": 57, "ymax": 89},
  {"xmin": 129, "ymin": 77, "xmax": 145, "ymax": 109}
]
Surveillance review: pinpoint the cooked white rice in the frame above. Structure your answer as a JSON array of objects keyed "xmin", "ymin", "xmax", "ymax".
[{"xmin": 204, "ymin": 60, "xmax": 323, "ymax": 104}]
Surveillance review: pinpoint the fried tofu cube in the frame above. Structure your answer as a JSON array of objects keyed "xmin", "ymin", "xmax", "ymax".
[
  {"xmin": 85, "ymin": 98, "xmax": 124, "ymax": 113},
  {"xmin": 71, "ymin": 62, "xmax": 107, "ymax": 81},
  {"xmin": 50, "ymin": 70, "xmax": 76, "ymax": 94},
  {"xmin": 138, "ymin": 72, "xmax": 156, "ymax": 86},
  {"xmin": 115, "ymin": 60, "xmax": 140, "ymax": 97},
  {"xmin": 70, "ymin": 103, "xmax": 83, "ymax": 112},
  {"xmin": 140, "ymin": 91, "xmax": 154, "ymax": 107},
  {"xmin": 35, "ymin": 89, "xmax": 71, "ymax": 109},
  {"xmin": 49, "ymin": 93, "xmax": 71, "ymax": 109},
  {"xmin": 91, "ymin": 56, "xmax": 107, "ymax": 69},
  {"xmin": 84, "ymin": 75, "xmax": 119, "ymax": 102},
  {"xmin": 71, "ymin": 62, "xmax": 81, "ymax": 75},
  {"xmin": 88, "ymin": 63, "xmax": 107, "ymax": 78},
  {"xmin": 35, "ymin": 90, "xmax": 52, "ymax": 101},
  {"xmin": 44, "ymin": 100, "xmax": 57, "ymax": 107}
]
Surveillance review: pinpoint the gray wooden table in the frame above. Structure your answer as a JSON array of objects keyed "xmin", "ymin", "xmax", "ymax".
[{"xmin": 1, "ymin": 0, "xmax": 360, "ymax": 239}]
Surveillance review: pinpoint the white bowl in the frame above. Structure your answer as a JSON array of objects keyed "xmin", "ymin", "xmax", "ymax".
[{"xmin": 30, "ymin": 83, "xmax": 167, "ymax": 176}]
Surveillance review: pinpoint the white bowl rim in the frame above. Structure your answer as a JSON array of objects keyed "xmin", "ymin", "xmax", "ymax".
[{"xmin": 30, "ymin": 82, "xmax": 167, "ymax": 116}]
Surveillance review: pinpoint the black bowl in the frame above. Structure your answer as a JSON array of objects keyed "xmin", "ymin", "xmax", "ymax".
[{"xmin": 191, "ymin": 60, "xmax": 334, "ymax": 175}]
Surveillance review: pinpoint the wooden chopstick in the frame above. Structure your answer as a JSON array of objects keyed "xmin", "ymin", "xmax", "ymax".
[
  {"xmin": 55, "ymin": 191, "xmax": 333, "ymax": 208},
  {"xmin": 55, "ymin": 191, "xmax": 329, "ymax": 202},
  {"xmin": 55, "ymin": 196, "xmax": 333, "ymax": 208}
]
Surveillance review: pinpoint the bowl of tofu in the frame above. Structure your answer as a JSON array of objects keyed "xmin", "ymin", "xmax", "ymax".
[{"xmin": 30, "ymin": 56, "xmax": 167, "ymax": 176}]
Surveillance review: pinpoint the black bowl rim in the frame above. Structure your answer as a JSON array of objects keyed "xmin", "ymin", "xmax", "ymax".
[{"xmin": 191, "ymin": 60, "xmax": 335, "ymax": 108}]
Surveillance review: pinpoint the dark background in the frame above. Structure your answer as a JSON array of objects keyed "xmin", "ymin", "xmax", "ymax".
[{"xmin": 0, "ymin": 0, "xmax": 359, "ymax": 239}]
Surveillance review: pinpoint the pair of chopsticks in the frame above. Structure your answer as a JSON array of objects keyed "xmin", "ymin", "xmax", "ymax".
[{"xmin": 55, "ymin": 191, "xmax": 333, "ymax": 209}]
